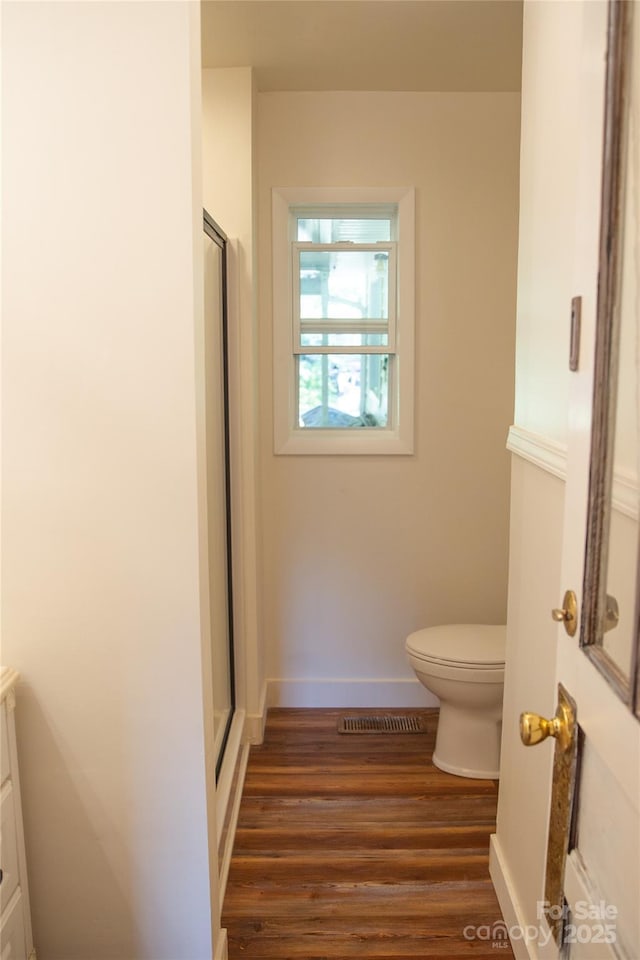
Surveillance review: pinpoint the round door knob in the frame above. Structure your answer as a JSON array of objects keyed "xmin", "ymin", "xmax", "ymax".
[
  {"xmin": 520, "ymin": 712, "xmax": 556, "ymax": 746},
  {"xmin": 519, "ymin": 704, "xmax": 574, "ymax": 752}
]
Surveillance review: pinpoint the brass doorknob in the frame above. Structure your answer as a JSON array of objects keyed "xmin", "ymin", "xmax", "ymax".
[
  {"xmin": 520, "ymin": 700, "xmax": 575, "ymax": 753},
  {"xmin": 551, "ymin": 589, "xmax": 578, "ymax": 637}
]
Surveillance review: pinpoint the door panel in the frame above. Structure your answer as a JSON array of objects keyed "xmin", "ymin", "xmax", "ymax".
[
  {"xmin": 573, "ymin": 740, "xmax": 639, "ymax": 955},
  {"xmin": 557, "ymin": 0, "xmax": 640, "ymax": 955}
]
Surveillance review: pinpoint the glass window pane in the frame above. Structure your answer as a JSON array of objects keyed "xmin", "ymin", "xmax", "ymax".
[
  {"xmin": 299, "ymin": 250, "xmax": 389, "ymax": 321},
  {"xmin": 297, "ymin": 354, "xmax": 389, "ymax": 429},
  {"xmin": 297, "ymin": 218, "xmax": 391, "ymax": 242}
]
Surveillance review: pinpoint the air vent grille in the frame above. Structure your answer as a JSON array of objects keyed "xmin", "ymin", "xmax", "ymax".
[{"xmin": 338, "ymin": 714, "xmax": 428, "ymax": 735}]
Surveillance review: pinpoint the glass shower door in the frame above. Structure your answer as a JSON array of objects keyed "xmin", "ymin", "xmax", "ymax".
[{"xmin": 203, "ymin": 211, "xmax": 235, "ymax": 778}]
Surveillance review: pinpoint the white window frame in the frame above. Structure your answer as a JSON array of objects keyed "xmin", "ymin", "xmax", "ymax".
[{"xmin": 272, "ymin": 186, "xmax": 415, "ymax": 455}]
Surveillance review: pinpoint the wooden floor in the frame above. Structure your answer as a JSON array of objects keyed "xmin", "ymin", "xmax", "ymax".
[{"xmin": 223, "ymin": 708, "xmax": 514, "ymax": 959}]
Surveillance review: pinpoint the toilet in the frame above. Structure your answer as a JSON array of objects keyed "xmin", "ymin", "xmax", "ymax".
[{"xmin": 405, "ymin": 624, "xmax": 506, "ymax": 779}]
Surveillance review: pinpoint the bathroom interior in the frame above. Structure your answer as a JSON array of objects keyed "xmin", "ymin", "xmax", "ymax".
[
  {"xmin": 201, "ymin": 0, "xmax": 520, "ymax": 925},
  {"xmin": 2, "ymin": 1, "xmax": 640, "ymax": 959}
]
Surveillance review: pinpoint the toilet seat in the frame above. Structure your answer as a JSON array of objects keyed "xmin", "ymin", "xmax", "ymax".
[{"xmin": 405, "ymin": 624, "xmax": 506, "ymax": 669}]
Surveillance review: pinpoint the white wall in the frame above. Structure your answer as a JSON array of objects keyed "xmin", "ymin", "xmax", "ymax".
[
  {"xmin": 202, "ymin": 68, "xmax": 265, "ymax": 732},
  {"xmin": 202, "ymin": 68, "xmax": 255, "ymax": 244},
  {"xmin": 257, "ymin": 91, "xmax": 520, "ymax": 706},
  {"xmin": 493, "ymin": 461, "xmax": 564, "ymax": 958},
  {"xmin": 2, "ymin": 4, "xmax": 218, "ymax": 957},
  {"xmin": 512, "ymin": 1, "xmax": 581, "ymax": 444}
]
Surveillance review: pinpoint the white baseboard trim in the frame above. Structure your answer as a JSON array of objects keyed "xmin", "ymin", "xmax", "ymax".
[
  {"xmin": 243, "ymin": 679, "xmax": 268, "ymax": 744},
  {"xmin": 218, "ymin": 742, "xmax": 250, "ymax": 903},
  {"xmin": 214, "ymin": 927, "xmax": 228, "ymax": 960},
  {"xmin": 215, "ymin": 710, "xmax": 245, "ymax": 841},
  {"xmin": 266, "ymin": 677, "xmax": 437, "ymax": 708},
  {"xmin": 215, "ymin": 710, "xmax": 248, "ymax": 908},
  {"xmin": 489, "ymin": 834, "xmax": 559, "ymax": 960},
  {"xmin": 490, "ymin": 834, "xmax": 532, "ymax": 960}
]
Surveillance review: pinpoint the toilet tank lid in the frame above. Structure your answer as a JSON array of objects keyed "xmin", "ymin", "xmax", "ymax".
[{"xmin": 406, "ymin": 624, "xmax": 507, "ymax": 665}]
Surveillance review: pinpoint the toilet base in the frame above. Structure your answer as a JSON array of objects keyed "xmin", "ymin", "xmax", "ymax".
[
  {"xmin": 432, "ymin": 702, "xmax": 502, "ymax": 780},
  {"xmin": 432, "ymin": 751, "xmax": 500, "ymax": 780}
]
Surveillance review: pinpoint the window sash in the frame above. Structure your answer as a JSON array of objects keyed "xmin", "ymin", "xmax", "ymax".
[{"xmin": 292, "ymin": 241, "xmax": 397, "ymax": 354}]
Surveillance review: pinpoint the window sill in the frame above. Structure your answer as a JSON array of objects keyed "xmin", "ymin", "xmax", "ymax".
[{"xmin": 275, "ymin": 428, "xmax": 414, "ymax": 456}]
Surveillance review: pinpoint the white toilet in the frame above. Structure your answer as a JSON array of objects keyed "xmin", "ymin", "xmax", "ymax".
[{"xmin": 405, "ymin": 624, "xmax": 506, "ymax": 779}]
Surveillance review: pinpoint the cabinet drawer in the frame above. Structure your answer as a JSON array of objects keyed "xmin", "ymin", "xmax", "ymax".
[
  {"xmin": 0, "ymin": 784, "xmax": 20, "ymax": 914},
  {"xmin": 0, "ymin": 704, "xmax": 10, "ymax": 787},
  {"xmin": 0, "ymin": 889, "xmax": 27, "ymax": 960}
]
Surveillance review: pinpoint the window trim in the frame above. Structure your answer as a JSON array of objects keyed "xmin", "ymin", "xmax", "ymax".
[{"xmin": 272, "ymin": 186, "xmax": 415, "ymax": 455}]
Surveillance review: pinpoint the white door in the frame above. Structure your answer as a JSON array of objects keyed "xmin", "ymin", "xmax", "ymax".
[{"xmin": 532, "ymin": 2, "xmax": 640, "ymax": 956}]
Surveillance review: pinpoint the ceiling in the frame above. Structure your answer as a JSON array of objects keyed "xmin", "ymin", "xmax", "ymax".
[{"xmin": 201, "ymin": 0, "xmax": 523, "ymax": 93}]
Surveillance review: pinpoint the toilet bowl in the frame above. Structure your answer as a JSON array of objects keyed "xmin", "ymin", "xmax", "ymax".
[{"xmin": 405, "ymin": 624, "xmax": 506, "ymax": 779}]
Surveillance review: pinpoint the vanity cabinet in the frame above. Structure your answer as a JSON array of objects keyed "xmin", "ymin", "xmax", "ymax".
[{"xmin": 1, "ymin": 668, "xmax": 35, "ymax": 959}]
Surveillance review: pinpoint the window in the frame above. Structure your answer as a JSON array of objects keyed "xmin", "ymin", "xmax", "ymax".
[{"xmin": 273, "ymin": 187, "xmax": 415, "ymax": 454}]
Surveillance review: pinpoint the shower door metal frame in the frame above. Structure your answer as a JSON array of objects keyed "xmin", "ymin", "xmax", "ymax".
[{"xmin": 203, "ymin": 209, "xmax": 236, "ymax": 781}]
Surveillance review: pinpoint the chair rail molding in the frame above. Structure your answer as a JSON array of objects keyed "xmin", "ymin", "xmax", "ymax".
[
  {"xmin": 507, "ymin": 425, "xmax": 637, "ymax": 520},
  {"xmin": 506, "ymin": 425, "xmax": 568, "ymax": 481}
]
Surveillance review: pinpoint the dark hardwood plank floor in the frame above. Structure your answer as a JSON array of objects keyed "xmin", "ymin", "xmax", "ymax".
[{"xmin": 223, "ymin": 708, "xmax": 513, "ymax": 959}]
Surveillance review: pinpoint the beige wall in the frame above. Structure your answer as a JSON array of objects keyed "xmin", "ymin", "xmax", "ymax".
[
  {"xmin": 257, "ymin": 91, "xmax": 520, "ymax": 704},
  {"xmin": 2, "ymin": 4, "xmax": 217, "ymax": 957}
]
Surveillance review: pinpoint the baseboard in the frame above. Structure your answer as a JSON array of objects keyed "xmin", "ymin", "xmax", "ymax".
[
  {"xmin": 266, "ymin": 677, "xmax": 437, "ymax": 708},
  {"xmin": 218, "ymin": 742, "xmax": 250, "ymax": 903},
  {"xmin": 489, "ymin": 834, "xmax": 559, "ymax": 960},
  {"xmin": 490, "ymin": 834, "xmax": 531, "ymax": 960},
  {"xmin": 214, "ymin": 927, "xmax": 228, "ymax": 960},
  {"xmin": 215, "ymin": 711, "xmax": 245, "ymax": 838},
  {"xmin": 243, "ymin": 679, "xmax": 268, "ymax": 743},
  {"xmin": 215, "ymin": 710, "xmax": 246, "ymax": 903}
]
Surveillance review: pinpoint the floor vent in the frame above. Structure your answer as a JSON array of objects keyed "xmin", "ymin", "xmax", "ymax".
[{"xmin": 338, "ymin": 714, "xmax": 428, "ymax": 735}]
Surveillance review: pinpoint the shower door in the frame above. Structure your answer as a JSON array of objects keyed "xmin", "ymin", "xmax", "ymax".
[{"xmin": 203, "ymin": 210, "xmax": 235, "ymax": 779}]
